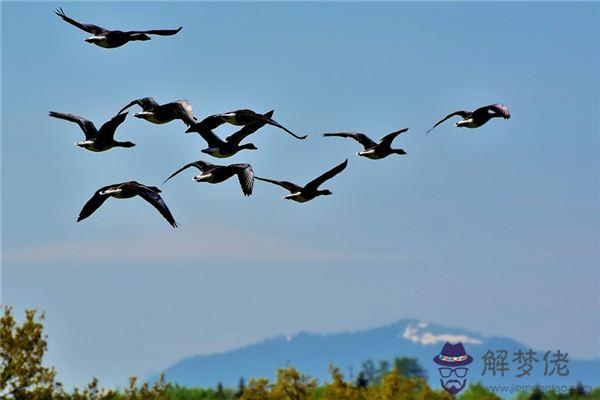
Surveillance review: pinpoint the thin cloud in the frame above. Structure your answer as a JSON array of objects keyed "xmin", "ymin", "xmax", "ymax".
[{"xmin": 2, "ymin": 222, "xmax": 405, "ymax": 264}]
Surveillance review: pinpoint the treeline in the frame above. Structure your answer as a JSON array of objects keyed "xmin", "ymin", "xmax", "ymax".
[{"xmin": 1, "ymin": 307, "xmax": 598, "ymax": 400}]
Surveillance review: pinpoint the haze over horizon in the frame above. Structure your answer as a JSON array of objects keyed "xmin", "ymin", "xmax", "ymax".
[{"xmin": 2, "ymin": 1, "xmax": 598, "ymax": 389}]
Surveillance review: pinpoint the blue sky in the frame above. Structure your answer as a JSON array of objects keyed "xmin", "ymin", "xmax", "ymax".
[{"xmin": 1, "ymin": 1, "xmax": 598, "ymax": 389}]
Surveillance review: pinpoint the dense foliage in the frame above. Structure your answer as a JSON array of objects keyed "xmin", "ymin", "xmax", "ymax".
[{"xmin": 1, "ymin": 307, "xmax": 598, "ymax": 400}]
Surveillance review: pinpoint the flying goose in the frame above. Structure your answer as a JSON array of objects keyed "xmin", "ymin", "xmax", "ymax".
[
  {"xmin": 164, "ymin": 161, "xmax": 254, "ymax": 196},
  {"xmin": 188, "ymin": 109, "xmax": 307, "ymax": 140},
  {"xmin": 185, "ymin": 110, "xmax": 274, "ymax": 158},
  {"xmin": 78, "ymin": 181, "xmax": 177, "ymax": 227},
  {"xmin": 427, "ymin": 104, "xmax": 510, "ymax": 133},
  {"xmin": 117, "ymin": 97, "xmax": 197, "ymax": 126},
  {"xmin": 49, "ymin": 111, "xmax": 134, "ymax": 152},
  {"xmin": 55, "ymin": 8, "xmax": 182, "ymax": 49},
  {"xmin": 255, "ymin": 159, "xmax": 348, "ymax": 203},
  {"xmin": 323, "ymin": 128, "xmax": 408, "ymax": 159}
]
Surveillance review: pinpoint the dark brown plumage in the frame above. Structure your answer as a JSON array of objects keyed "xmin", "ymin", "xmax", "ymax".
[
  {"xmin": 55, "ymin": 7, "xmax": 182, "ymax": 48},
  {"xmin": 78, "ymin": 181, "xmax": 177, "ymax": 227}
]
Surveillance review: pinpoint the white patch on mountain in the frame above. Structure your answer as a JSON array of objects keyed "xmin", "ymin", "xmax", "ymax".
[{"xmin": 401, "ymin": 322, "xmax": 483, "ymax": 345}]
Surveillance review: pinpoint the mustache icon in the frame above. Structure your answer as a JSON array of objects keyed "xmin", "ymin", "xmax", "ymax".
[
  {"xmin": 441, "ymin": 378, "xmax": 466, "ymax": 395},
  {"xmin": 444, "ymin": 379, "xmax": 462, "ymax": 387}
]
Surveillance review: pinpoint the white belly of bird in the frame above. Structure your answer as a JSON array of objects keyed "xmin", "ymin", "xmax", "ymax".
[
  {"xmin": 88, "ymin": 36, "xmax": 110, "ymax": 48},
  {"xmin": 284, "ymin": 192, "xmax": 309, "ymax": 202},
  {"xmin": 135, "ymin": 112, "xmax": 168, "ymax": 124},
  {"xmin": 100, "ymin": 188, "xmax": 125, "ymax": 197},
  {"xmin": 77, "ymin": 140, "xmax": 107, "ymax": 152},
  {"xmin": 455, "ymin": 118, "xmax": 479, "ymax": 128},
  {"xmin": 194, "ymin": 173, "xmax": 214, "ymax": 183},
  {"xmin": 358, "ymin": 149, "xmax": 380, "ymax": 159},
  {"xmin": 220, "ymin": 114, "xmax": 240, "ymax": 125},
  {"xmin": 204, "ymin": 148, "xmax": 231, "ymax": 158}
]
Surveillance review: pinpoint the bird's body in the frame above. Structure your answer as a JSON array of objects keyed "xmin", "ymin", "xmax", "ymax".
[
  {"xmin": 323, "ymin": 128, "xmax": 408, "ymax": 160},
  {"xmin": 117, "ymin": 97, "xmax": 197, "ymax": 126},
  {"xmin": 78, "ymin": 181, "xmax": 177, "ymax": 227},
  {"xmin": 190, "ymin": 109, "xmax": 307, "ymax": 140},
  {"xmin": 49, "ymin": 111, "xmax": 134, "ymax": 152},
  {"xmin": 164, "ymin": 161, "xmax": 254, "ymax": 196},
  {"xmin": 55, "ymin": 8, "xmax": 182, "ymax": 48},
  {"xmin": 256, "ymin": 159, "xmax": 348, "ymax": 203},
  {"xmin": 427, "ymin": 104, "xmax": 510, "ymax": 133},
  {"xmin": 186, "ymin": 110, "xmax": 274, "ymax": 158}
]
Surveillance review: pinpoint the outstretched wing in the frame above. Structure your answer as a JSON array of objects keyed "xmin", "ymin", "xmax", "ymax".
[
  {"xmin": 474, "ymin": 104, "xmax": 510, "ymax": 119},
  {"xmin": 379, "ymin": 128, "xmax": 409, "ymax": 146},
  {"xmin": 323, "ymin": 132, "xmax": 376, "ymax": 150},
  {"xmin": 195, "ymin": 130, "xmax": 225, "ymax": 147},
  {"xmin": 305, "ymin": 159, "xmax": 348, "ymax": 192},
  {"xmin": 187, "ymin": 115, "xmax": 225, "ymax": 134},
  {"xmin": 426, "ymin": 111, "xmax": 471, "ymax": 134},
  {"xmin": 254, "ymin": 177, "xmax": 302, "ymax": 194},
  {"xmin": 54, "ymin": 7, "xmax": 106, "ymax": 35},
  {"xmin": 255, "ymin": 114, "xmax": 307, "ymax": 140},
  {"xmin": 136, "ymin": 188, "xmax": 178, "ymax": 228},
  {"xmin": 164, "ymin": 100, "xmax": 197, "ymax": 126},
  {"xmin": 77, "ymin": 185, "xmax": 114, "ymax": 222},
  {"xmin": 49, "ymin": 111, "xmax": 98, "ymax": 139},
  {"xmin": 230, "ymin": 164, "xmax": 254, "ymax": 196},
  {"xmin": 163, "ymin": 161, "xmax": 214, "ymax": 184},
  {"xmin": 226, "ymin": 110, "xmax": 275, "ymax": 145},
  {"xmin": 117, "ymin": 97, "xmax": 159, "ymax": 114},
  {"xmin": 126, "ymin": 27, "xmax": 183, "ymax": 36},
  {"xmin": 97, "ymin": 112, "xmax": 128, "ymax": 140}
]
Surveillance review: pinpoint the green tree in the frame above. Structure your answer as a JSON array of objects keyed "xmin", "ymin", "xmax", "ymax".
[
  {"xmin": 361, "ymin": 360, "xmax": 377, "ymax": 386},
  {"xmin": 269, "ymin": 366, "xmax": 316, "ymax": 400},
  {"xmin": 355, "ymin": 371, "xmax": 369, "ymax": 389},
  {"xmin": 239, "ymin": 378, "xmax": 270, "ymax": 400},
  {"xmin": 458, "ymin": 383, "xmax": 501, "ymax": 400},
  {"xmin": 392, "ymin": 358, "xmax": 427, "ymax": 379},
  {"xmin": 235, "ymin": 377, "xmax": 246, "ymax": 399},
  {"xmin": 0, "ymin": 307, "xmax": 60, "ymax": 399}
]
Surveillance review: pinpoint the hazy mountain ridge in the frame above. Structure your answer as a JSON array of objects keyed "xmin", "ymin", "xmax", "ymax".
[{"xmin": 153, "ymin": 319, "xmax": 599, "ymax": 391}]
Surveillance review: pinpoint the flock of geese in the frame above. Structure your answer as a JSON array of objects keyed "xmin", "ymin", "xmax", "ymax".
[{"xmin": 50, "ymin": 8, "xmax": 511, "ymax": 228}]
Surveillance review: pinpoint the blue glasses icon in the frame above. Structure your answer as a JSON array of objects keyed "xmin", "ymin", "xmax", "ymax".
[{"xmin": 439, "ymin": 367, "xmax": 468, "ymax": 378}]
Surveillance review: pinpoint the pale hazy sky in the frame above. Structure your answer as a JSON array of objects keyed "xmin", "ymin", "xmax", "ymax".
[{"xmin": 2, "ymin": 1, "xmax": 598, "ymax": 389}]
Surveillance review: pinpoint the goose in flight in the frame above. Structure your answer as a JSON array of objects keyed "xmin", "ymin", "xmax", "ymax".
[
  {"xmin": 189, "ymin": 109, "xmax": 307, "ymax": 140},
  {"xmin": 117, "ymin": 97, "xmax": 197, "ymax": 126},
  {"xmin": 164, "ymin": 161, "xmax": 254, "ymax": 196},
  {"xmin": 78, "ymin": 181, "xmax": 177, "ymax": 227},
  {"xmin": 255, "ymin": 159, "xmax": 348, "ymax": 203},
  {"xmin": 323, "ymin": 128, "xmax": 408, "ymax": 159},
  {"xmin": 49, "ymin": 111, "xmax": 134, "ymax": 152},
  {"xmin": 186, "ymin": 110, "xmax": 274, "ymax": 158},
  {"xmin": 427, "ymin": 104, "xmax": 510, "ymax": 133},
  {"xmin": 55, "ymin": 7, "xmax": 182, "ymax": 48}
]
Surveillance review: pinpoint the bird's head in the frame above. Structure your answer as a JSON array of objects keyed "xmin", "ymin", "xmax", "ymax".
[
  {"xmin": 241, "ymin": 143, "xmax": 258, "ymax": 150},
  {"xmin": 121, "ymin": 141, "xmax": 136, "ymax": 148},
  {"xmin": 319, "ymin": 189, "xmax": 333, "ymax": 196}
]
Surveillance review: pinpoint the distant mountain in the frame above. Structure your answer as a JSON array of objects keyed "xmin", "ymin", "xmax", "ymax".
[{"xmin": 152, "ymin": 319, "xmax": 599, "ymax": 395}]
